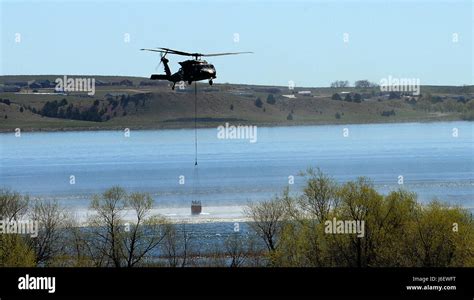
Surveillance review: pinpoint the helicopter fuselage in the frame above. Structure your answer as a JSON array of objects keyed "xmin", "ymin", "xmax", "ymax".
[{"xmin": 150, "ymin": 59, "xmax": 216, "ymax": 89}]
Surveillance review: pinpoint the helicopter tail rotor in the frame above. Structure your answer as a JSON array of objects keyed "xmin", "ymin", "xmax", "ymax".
[
  {"xmin": 154, "ymin": 50, "xmax": 167, "ymax": 71},
  {"xmin": 157, "ymin": 51, "xmax": 172, "ymax": 77},
  {"xmin": 147, "ymin": 49, "xmax": 171, "ymax": 77}
]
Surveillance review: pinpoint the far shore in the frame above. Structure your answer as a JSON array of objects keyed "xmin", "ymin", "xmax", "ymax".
[{"xmin": 0, "ymin": 116, "xmax": 467, "ymax": 133}]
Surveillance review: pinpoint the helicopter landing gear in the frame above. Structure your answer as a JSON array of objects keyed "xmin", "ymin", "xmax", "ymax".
[
  {"xmin": 188, "ymin": 80, "xmax": 192, "ymax": 85},
  {"xmin": 209, "ymin": 79, "xmax": 213, "ymax": 86},
  {"xmin": 171, "ymin": 82, "xmax": 176, "ymax": 90}
]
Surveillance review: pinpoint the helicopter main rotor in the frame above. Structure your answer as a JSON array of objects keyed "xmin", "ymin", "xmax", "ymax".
[
  {"xmin": 141, "ymin": 47, "xmax": 253, "ymax": 60},
  {"xmin": 141, "ymin": 47, "xmax": 252, "ymax": 89}
]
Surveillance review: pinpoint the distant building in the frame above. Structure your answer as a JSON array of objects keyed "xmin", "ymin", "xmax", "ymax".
[
  {"xmin": 5, "ymin": 81, "xmax": 28, "ymax": 87},
  {"xmin": 111, "ymin": 79, "xmax": 133, "ymax": 86},
  {"xmin": 298, "ymin": 91, "xmax": 312, "ymax": 96},
  {"xmin": 95, "ymin": 80, "xmax": 109, "ymax": 86},
  {"xmin": 0, "ymin": 86, "xmax": 21, "ymax": 92},
  {"xmin": 34, "ymin": 79, "xmax": 55, "ymax": 88},
  {"xmin": 29, "ymin": 82, "xmax": 42, "ymax": 89},
  {"xmin": 120, "ymin": 79, "xmax": 133, "ymax": 86}
]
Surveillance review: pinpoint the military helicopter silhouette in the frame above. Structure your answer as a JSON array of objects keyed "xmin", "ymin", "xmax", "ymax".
[{"xmin": 141, "ymin": 47, "xmax": 252, "ymax": 89}]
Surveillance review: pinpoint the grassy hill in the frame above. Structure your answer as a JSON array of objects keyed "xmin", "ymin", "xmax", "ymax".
[{"xmin": 0, "ymin": 75, "xmax": 472, "ymax": 132}]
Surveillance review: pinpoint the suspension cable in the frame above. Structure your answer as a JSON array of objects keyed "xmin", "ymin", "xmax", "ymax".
[{"xmin": 194, "ymin": 81, "xmax": 198, "ymax": 166}]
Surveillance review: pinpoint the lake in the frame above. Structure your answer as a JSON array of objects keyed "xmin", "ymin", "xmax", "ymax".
[{"xmin": 0, "ymin": 121, "xmax": 473, "ymax": 221}]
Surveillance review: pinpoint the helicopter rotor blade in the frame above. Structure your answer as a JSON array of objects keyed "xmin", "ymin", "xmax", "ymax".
[
  {"xmin": 156, "ymin": 48, "xmax": 253, "ymax": 58},
  {"xmin": 140, "ymin": 48, "xmax": 168, "ymax": 54},
  {"xmin": 157, "ymin": 47, "xmax": 195, "ymax": 56},
  {"xmin": 142, "ymin": 48, "xmax": 253, "ymax": 60},
  {"xmin": 200, "ymin": 51, "xmax": 254, "ymax": 57}
]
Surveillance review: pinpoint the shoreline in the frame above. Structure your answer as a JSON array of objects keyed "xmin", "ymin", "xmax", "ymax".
[
  {"xmin": 67, "ymin": 205, "xmax": 251, "ymax": 227},
  {"xmin": 0, "ymin": 116, "xmax": 468, "ymax": 133},
  {"xmin": 30, "ymin": 203, "xmax": 474, "ymax": 228}
]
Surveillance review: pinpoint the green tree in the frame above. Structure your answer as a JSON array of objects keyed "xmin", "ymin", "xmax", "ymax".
[
  {"xmin": 224, "ymin": 233, "xmax": 249, "ymax": 267},
  {"xmin": 0, "ymin": 235, "xmax": 36, "ymax": 267},
  {"xmin": 162, "ymin": 222, "xmax": 195, "ymax": 267},
  {"xmin": 244, "ymin": 192, "xmax": 287, "ymax": 253},
  {"xmin": 88, "ymin": 187, "xmax": 168, "ymax": 267},
  {"xmin": 298, "ymin": 168, "xmax": 339, "ymax": 223},
  {"xmin": 404, "ymin": 201, "xmax": 474, "ymax": 267},
  {"xmin": 0, "ymin": 189, "xmax": 36, "ymax": 266},
  {"xmin": 88, "ymin": 186, "xmax": 127, "ymax": 267},
  {"xmin": 266, "ymin": 94, "xmax": 276, "ymax": 105},
  {"xmin": 122, "ymin": 192, "xmax": 168, "ymax": 267},
  {"xmin": 353, "ymin": 93, "xmax": 362, "ymax": 103},
  {"xmin": 248, "ymin": 169, "xmax": 474, "ymax": 268},
  {"xmin": 330, "ymin": 80, "xmax": 349, "ymax": 88},
  {"xmin": 27, "ymin": 200, "xmax": 69, "ymax": 266}
]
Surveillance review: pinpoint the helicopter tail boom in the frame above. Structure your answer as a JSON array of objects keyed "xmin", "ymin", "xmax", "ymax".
[
  {"xmin": 161, "ymin": 57, "xmax": 171, "ymax": 77},
  {"xmin": 150, "ymin": 74, "xmax": 171, "ymax": 80}
]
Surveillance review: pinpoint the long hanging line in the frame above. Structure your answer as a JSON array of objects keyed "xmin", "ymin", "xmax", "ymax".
[
  {"xmin": 192, "ymin": 81, "xmax": 200, "ymax": 212},
  {"xmin": 194, "ymin": 81, "xmax": 198, "ymax": 166}
]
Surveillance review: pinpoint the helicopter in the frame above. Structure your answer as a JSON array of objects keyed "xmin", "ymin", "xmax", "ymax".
[{"xmin": 140, "ymin": 47, "xmax": 252, "ymax": 89}]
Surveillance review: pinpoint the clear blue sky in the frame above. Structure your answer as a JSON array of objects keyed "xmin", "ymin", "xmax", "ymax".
[{"xmin": 1, "ymin": 0, "xmax": 472, "ymax": 87}]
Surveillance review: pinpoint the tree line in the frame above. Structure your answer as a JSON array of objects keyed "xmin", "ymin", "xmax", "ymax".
[
  {"xmin": 246, "ymin": 169, "xmax": 473, "ymax": 267},
  {"xmin": 1, "ymin": 169, "xmax": 472, "ymax": 267},
  {"xmin": 30, "ymin": 94, "xmax": 151, "ymax": 123}
]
